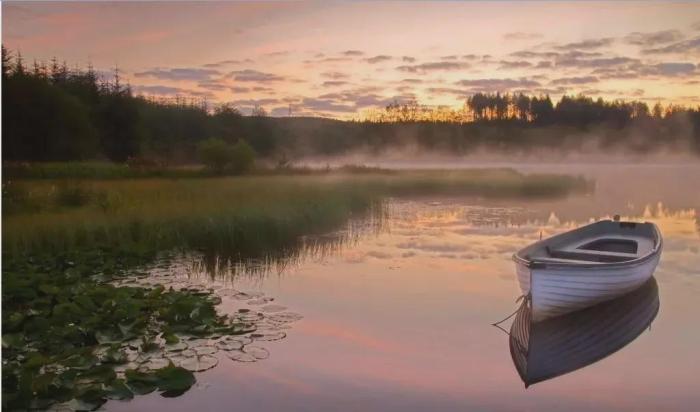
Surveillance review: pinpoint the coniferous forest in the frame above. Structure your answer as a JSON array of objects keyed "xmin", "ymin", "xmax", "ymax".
[{"xmin": 3, "ymin": 46, "xmax": 700, "ymax": 164}]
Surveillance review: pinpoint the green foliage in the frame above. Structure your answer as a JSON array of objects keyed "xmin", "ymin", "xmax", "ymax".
[
  {"xmin": 97, "ymin": 92, "xmax": 145, "ymax": 162},
  {"xmin": 198, "ymin": 138, "xmax": 234, "ymax": 173},
  {"xmin": 229, "ymin": 139, "xmax": 256, "ymax": 174},
  {"xmin": 2, "ymin": 171, "xmax": 588, "ymax": 257},
  {"xmin": 3, "ymin": 73, "xmax": 98, "ymax": 161},
  {"xmin": 4, "ymin": 47, "xmax": 700, "ymax": 164},
  {"xmin": 198, "ymin": 138, "xmax": 256, "ymax": 174},
  {"xmin": 55, "ymin": 181, "xmax": 94, "ymax": 208},
  {"xmin": 1, "ymin": 249, "xmax": 230, "ymax": 409},
  {"xmin": 0, "ymin": 169, "xmax": 590, "ymax": 408}
]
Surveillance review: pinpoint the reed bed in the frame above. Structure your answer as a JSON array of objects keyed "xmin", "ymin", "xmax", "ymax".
[{"xmin": 3, "ymin": 169, "xmax": 590, "ymax": 256}]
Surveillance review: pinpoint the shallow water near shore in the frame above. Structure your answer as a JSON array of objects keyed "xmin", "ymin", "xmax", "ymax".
[{"xmin": 107, "ymin": 164, "xmax": 700, "ymax": 412}]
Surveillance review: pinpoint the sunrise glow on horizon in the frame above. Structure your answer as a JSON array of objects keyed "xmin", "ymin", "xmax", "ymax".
[{"xmin": 3, "ymin": 1, "xmax": 700, "ymax": 118}]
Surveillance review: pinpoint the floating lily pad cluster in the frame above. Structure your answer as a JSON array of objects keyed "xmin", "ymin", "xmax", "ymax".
[{"xmin": 2, "ymin": 250, "xmax": 303, "ymax": 411}]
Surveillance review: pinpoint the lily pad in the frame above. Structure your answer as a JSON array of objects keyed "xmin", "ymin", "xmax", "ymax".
[
  {"xmin": 154, "ymin": 365, "xmax": 196, "ymax": 393},
  {"xmin": 267, "ymin": 312, "xmax": 304, "ymax": 324},
  {"xmin": 227, "ymin": 345, "xmax": 269, "ymax": 362},
  {"xmin": 193, "ymin": 346, "xmax": 218, "ymax": 356},
  {"xmin": 250, "ymin": 330, "xmax": 286, "ymax": 342},
  {"xmin": 164, "ymin": 341, "xmax": 188, "ymax": 353},
  {"xmin": 172, "ymin": 355, "xmax": 218, "ymax": 372}
]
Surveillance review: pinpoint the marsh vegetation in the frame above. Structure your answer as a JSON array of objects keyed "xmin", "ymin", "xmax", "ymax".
[{"xmin": 2, "ymin": 166, "xmax": 589, "ymax": 409}]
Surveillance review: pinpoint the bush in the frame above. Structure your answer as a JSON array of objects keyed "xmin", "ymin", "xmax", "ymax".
[
  {"xmin": 198, "ymin": 138, "xmax": 255, "ymax": 174},
  {"xmin": 229, "ymin": 140, "xmax": 256, "ymax": 174},
  {"xmin": 198, "ymin": 138, "xmax": 233, "ymax": 173}
]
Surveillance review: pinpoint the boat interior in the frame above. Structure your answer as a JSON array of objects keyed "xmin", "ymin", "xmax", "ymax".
[{"xmin": 521, "ymin": 220, "xmax": 658, "ymax": 265}]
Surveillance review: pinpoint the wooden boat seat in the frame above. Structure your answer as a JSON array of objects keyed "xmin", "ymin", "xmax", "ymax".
[{"xmin": 545, "ymin": 246, "xmax": 637, "ymax": 263}]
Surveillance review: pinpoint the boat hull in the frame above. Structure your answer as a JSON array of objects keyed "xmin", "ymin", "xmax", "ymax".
[
  {"xmin": 509, "ymin": 277, "xmax": 659, "ymax": 387},
  {"xmin": 515, "ymin": 253, "xmax": 660, "ymax": 322}
]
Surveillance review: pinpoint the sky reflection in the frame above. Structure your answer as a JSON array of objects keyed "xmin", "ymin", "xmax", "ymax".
[{"xmin": 108, "ymin": 165, "xmax": 699, "ymax": 412}]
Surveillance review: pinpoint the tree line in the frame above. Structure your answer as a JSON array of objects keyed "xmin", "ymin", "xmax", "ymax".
[
  {"xmin": 3, "ymin": 47, "xmax": 700, "ymax": 163},
  {"xmin": 367, "ymin": 93, "xmax": 692, "ymax": 127},
  {"xmin": 2, "ymin": 47, "xmax": 274, "ymax": 163}
]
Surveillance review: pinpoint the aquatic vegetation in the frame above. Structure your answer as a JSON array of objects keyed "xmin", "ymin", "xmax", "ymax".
[
  {"xmin": 1, "ymin": 250, "xmax": 304, "ymax": 410},
  {"xmin": 1, "ymin": 169, "xmax": 588, "ymax": 409},
  {"xmin": 3, "ymin": 170, "xmax": 588, "ymax": 254},
  {"xmin": 1, "ymin": 252, "xmax": 215, "ymax": 409}
]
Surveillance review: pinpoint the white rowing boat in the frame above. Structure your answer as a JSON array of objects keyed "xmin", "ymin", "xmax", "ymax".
[
  {"xmin": 513, "ymin": 217, "xmax": 662, "ymax": 322},
  {"xmin": 509, "ymin": 277, "xmax": 659, "ymax": 387}
]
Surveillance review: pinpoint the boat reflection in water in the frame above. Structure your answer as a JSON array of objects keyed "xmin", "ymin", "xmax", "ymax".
[{"xmin": 509, "ymin": 277, "xmax": 660, "ymax": 388}]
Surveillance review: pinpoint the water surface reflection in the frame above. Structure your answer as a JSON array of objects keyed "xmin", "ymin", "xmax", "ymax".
[
  {"xmin": 109, "ymin": 165, "xmax": 699, "ymax": 412},
  {"xmin": 509, "ymin": 278, "xmax": 660, "ymax": 388}
]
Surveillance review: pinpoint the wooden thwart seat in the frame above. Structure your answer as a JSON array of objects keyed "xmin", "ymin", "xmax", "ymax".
[{"xmin": 545, "ymin": 246, "xmax": 637, "ymax": 263}]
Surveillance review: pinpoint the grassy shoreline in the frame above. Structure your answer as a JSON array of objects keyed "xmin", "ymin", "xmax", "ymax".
[
  {"xmin": 3, "ymin": 169, "xmax": 590, "ymax": 255},
  {"xmin": 2, "ymin": 168, "xmax": 590, "ymax": 409}
]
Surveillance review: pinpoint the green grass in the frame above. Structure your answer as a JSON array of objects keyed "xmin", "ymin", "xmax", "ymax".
[
  {"xmin": 3, "ymin": 170, "xmax": 589, "ymax": 256},
  {"xmin": 2, "ymin": 161, "xmax": 397, "ymax": 180}
]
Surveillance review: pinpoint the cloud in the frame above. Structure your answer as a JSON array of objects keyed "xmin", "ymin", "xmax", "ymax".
[
  {"xmin": 454, "ymin": 78, "xmax": 541, "ymax": 90},
  {"xmin": 624, "ymin": 30, "xmax": 684, "ymax": 46},
  {"xmin": 642, "ymin": 36, "xmax": 700, "ymax": 54},
  {"xmin": 202, "ymin": 59, "xmax": 253, "ymax": 68},
  {"xmin": 341, "ymin": 50, "xmax": 364, "ymax": 56},
  {"xmin": 426, "ymin": 87, "xmax": 468, "ymax": 97},
  {"xmin": 262, "ymin": 51, "xmax": 288, "ymax": 57},
  {"xmin": 301, "ymin": 97, "xmax": 356, "ymax": 113},
  {"xmin": 134, "ymin": 67, "xmax": 220, "ymax": 81},
  {"xmin": 554, "ymin": 37, "xmax": 615, "ymax": 50},
  {"xmin": 692, "ymin": 21, "xmax": 700, "ymax": 31},
  {"xmin": 550, "ymin": 76, "xmax": 599, "ymax": 85},
  {"xmin": 304, "ymin": 56, "xmax": 352, "ymax": 64},
  {"xmin": 555, "ymin": 55, "xmax": 639, "ymax": 68},
  {"xmin": 646, "ymin": 62, "xmax": 696, "ymax": 76},
  {"xmin": 229, "ymin": 69, "xmax": 285, "ymax": 82},
  {"xmin": 498, "ymin": 60, "xmax": 532, "ymax": 69},
  {"xmin": 440, "ymin": 55, "xmax": 458, "ymax": 61},
  {"xmin": 400, "ymin": 78, "xmax": 423, "ymax": 84},
  {"xmin": 592, "ymin": 62, "xmax": 697, "ymax": 79},
  {"xmin": 365, "ymin": 55, "xmax": 392, "ymax": 64},
  {"xmin": 133, "ymin": 85, "xmax": 187, "ymax": 95},
  {"xmin": 580, "ymin": 88, "xmax": 645, "ymax": 97},
  {"xmin": 230, "ymin": 86, "xmax": 250, "ymax": 93},
  {"xmin": 509, "ymin": 50, "xmax": 560, "ymax": 59},
  {"xmin": 231, "ymin": 98, "xmax": 282, "ymax": 107},
  {"xmin": 401, "ymin": 56, "xmax": 416, "ymax": 63},
  {"xmin": 396, "ymin": 61, "xmax": 470, "ymax": 73},
  {"xmin": 197, "ymin": 79, "xmax": 228, "ymax": 91},
  {"xmin": 321, "ymin": 71, "xmax": 349, "ymax": 79},
  {"xmin": 322, "ymin": 80, "xmax": 349, "ymax": 87},
  {"xmin": 535, "ymin": 61, "xmax": 552, "ymax": 68},
  {"xmin": 503, "ymin": 32, "xmax": 543, "ymax": 41},
  {"xmin": 307, "ymin": 86, "xmax": 401, "ymax": 112}
]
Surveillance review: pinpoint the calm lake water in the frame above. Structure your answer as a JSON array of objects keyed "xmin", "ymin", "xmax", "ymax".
[{"xmin": 108, "ymin": 164, "xmax": 700, "ymax": 412}]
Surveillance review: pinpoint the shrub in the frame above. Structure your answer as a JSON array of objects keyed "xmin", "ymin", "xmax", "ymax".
[
  {"xmin": 197, "ymin": 138, "xmax": 233, "ymax": 173},
  {"xmin": 229, "ymin": 140, "xmax": 256, "ymax": 175},
  {"xmin": 197, "ymin": 138, "xmax": 255, "ymax": 174}
]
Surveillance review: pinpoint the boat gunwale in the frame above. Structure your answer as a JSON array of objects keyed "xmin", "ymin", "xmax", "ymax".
[{"xmin": 512, "ymin": 220, "xmax": 663, "ymax": 270}]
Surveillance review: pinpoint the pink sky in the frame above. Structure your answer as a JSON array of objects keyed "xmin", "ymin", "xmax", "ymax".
[{"xmin": 3, "ymin": 1, "xmax": 700, "ymax": 117}]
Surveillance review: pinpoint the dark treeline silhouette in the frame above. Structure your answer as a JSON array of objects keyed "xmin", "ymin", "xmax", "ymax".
[
  {"xmin": 2, "ymin": 47, "xmax": 275, "ymax": 163},
  {"xmin": 3, "ymin": 47, "xmax": 700, "ymax": 163}
]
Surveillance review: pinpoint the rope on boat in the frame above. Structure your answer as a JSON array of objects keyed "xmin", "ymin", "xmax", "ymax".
[{"xmin": 491, "ymin": 294, "xmax": 529, "ymax": 329}]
